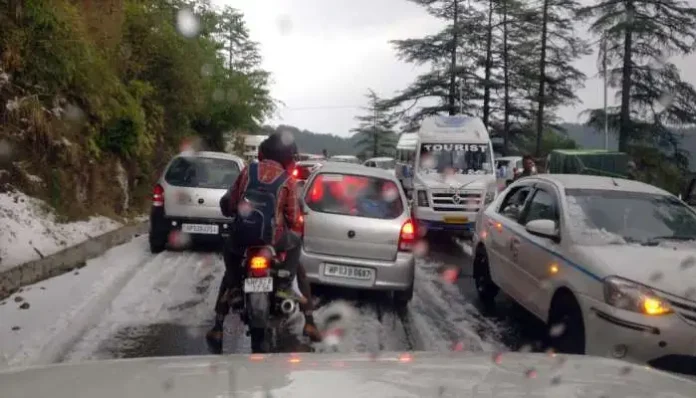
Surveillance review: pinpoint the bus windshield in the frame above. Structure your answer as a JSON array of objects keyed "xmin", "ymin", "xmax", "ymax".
[{"xmin": 419, "ymin": 143, "xmax": 493, "ymax": 175}]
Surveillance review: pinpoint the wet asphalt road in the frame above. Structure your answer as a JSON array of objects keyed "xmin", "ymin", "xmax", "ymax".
[{"xmin": 61, "ymin": 235, "xmax": 549, "ymax": 361}]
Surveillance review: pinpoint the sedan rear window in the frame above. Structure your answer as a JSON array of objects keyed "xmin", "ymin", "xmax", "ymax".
[
  {"xmin": 165, "ymin": 156, "xmax": 240, "ymax": 189},
  {"xmin": 304, "ymin": 173, "xmax": 404, "ymax": 219}
]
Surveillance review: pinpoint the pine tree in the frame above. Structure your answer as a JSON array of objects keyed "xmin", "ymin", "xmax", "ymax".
[{"xmin": 351, "ymin": 90, "xmax": 398, "ymax": 159}]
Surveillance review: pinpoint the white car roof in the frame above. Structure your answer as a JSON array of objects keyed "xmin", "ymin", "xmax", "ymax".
[
  {"xmin": 365, "ymin": 157, "xmax": 394, "ymax": 162},
  {"xmin": 318, "ymin": 162, "xmax": 399, "ymax": 181},
  {"xmin": 180, "ymin": 151, "xmax": 244, "ymax": 163},
  {"xmin": 533, "ymin": 174, "xmax": 671, "ymax": 196}
]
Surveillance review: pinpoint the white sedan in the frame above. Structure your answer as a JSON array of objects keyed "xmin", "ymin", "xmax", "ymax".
[{"xmin": 472, "ymin": 174, "xmax": 696, "ymax": 370}]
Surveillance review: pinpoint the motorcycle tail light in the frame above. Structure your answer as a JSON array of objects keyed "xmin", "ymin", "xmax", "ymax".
[{"xmin": 249, "ymin": 256, "xmax": 269, "ymax": 277}]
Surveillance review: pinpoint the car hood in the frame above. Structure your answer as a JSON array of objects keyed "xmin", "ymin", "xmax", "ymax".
[
  {"xmin": 415, "ymin": 173, "xmax": 494, "ymax": 191},
  {"xmin": 582, "ymin": 243, "xmax": 696, "ymax": 297},
  {"xmin": 1, "ymin": 352, "xmax": 694, "ymax": 397}
]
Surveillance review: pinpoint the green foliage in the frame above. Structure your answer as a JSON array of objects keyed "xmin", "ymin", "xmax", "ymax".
[
  {"xmin": 351, "ymin": 89, "xmax": 398, "ymax": 159},
  {"xmin": 0, "ymin": 0, "xmax": 273, "ymax": 216}
]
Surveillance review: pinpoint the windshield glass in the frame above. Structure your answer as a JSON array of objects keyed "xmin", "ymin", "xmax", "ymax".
[
  {"xmin": 164, "ymin": 156, "xmax": 240, "ymax": 189},
  {"xmin": 376, "ymin": 159, "xmax": 396, "ymax": 169},
  {"xmin": 566, "ymin": 189, "xmax": 696, "ymax": 245},
  {"xmin": 419, "ymin": 143, "xmax": 492, "ymax": 175}
]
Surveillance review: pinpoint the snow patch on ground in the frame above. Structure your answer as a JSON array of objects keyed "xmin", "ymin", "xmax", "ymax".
[
  {"xmin": 0, "ymin": 190, "xmax": 122, "ymax": 271},
  {"xmin": 0, "ymin": 236, "xmax": 152, "ymax": 368},
  {"xmin": 455, "ymin": 238, "xmax": 474, "ymax": 257}
]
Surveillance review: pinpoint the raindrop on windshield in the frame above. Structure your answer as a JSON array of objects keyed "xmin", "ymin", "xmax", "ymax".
[
  {"xmin": 413, "ymin": 240, "xmax": 429, "ymax": 257},
  {"xmin": 492, "ymin": 352, "xmax": 503, "ymax": 364},
  {"xmin": 381, "ymin": 185, "xmax": 399, "ymax": 202},
  {"xmin": 685, "ymin": 286, "xmax": 696, "ymax": 299},
  {"xmin": 168, "ymin": 231, "xmax": 191, "ymax": 249},
  {"xmin": 238, "ymin": 201, "xmax": 253, "ymax": 218},
  {"xmin": 276, "ymin": 15, "xmax": 293, "ymax": 35},
  {"xmin": 550, "ymin": 375, "xmax": 562, "ymax": 385},
  {"xmin": 280, "ymin": 130, "xmax": 295, "ymax": 145},
  {"xmin": 176, "ymin": 9, "xmax": 200, "ymax": 38},
  {"xmin": 201, "ymin": 64, "xmax": 213, "ymax": 77},
  {"xmin": 549, "ymin": 323, "xmax": 566, "ymax": 337},
  {"xmin": 649, "ymin": 271, "xmax": 663, "ymax": 282},
  {"xmin": 440, "ymin": 265, "xmax": 459, "ymax": 284},
  {"xmin": 619, "ymin": 365, "xmax": 632, "ymax": 375},
  {"xmin": 212, "ymin": 88, "xmax": 225, "ymax": 102},
  {"xmin": 518, "ymin": 344, "xmax": 533, "ymax": 353},
  {"xmin": 680, "ymin": 256, "xmax": 696, "ymax": 270},
  {"xmin": 64, "ymin": 104, "xmax": 85, "ymax": 123},
  {"xmin": 525, "ymin": 368, "xmax": 538, "ymax": 379}
]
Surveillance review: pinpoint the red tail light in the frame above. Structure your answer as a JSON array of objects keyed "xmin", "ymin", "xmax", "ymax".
[
  {"xmin": 153, "ymin": 184, "xmax": 164, "ymax": 207},
  {"xmin": 292, "ymin": 168, "xmax": 299, "ymax": 178},
  {"xmin": 398, "ymin": 220, "xmax": 416, "ymax": 251},
  {"xmin": 249, "ymin": 256, "xmax": 269, "ymax": 277}
]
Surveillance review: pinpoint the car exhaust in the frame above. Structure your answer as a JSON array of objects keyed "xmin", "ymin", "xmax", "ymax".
[{"xmin": 280, "ymin": 298, "xmax": 296, "ymax": 314}]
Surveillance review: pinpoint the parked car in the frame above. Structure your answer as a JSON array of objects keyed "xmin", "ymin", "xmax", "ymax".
[
  {"xmin": 298, "ymin": 162, "xmax": 415, "ymax": 307},
  {"xmin": 329, "ymin": 155, "xmax": 361, "ymax": 164},
  {"xmin": 149, "ymin": 151, "xmax": 245, "ymax": 253},
  {"xmin": 472, "ymin": 174, "xmax": 696, "ymax": 374},
  {"xmin": 363, "ymin": 157, "xmax": 396, "ymax": 171}
]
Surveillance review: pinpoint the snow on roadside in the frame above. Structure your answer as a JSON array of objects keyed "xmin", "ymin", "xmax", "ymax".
[
  {"xmin": 454, "ymin": 238, "xmax": 474, "ymax": 257},
  {"xmin": 0, "ymin": 235, "xmax": 152, "ymax": 368},
  {"xmin": 0, "ymin": 190, "xmax": 122, "ymax": 271}
]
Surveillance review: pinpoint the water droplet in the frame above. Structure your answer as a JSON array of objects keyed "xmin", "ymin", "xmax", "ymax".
[
  {"xmin": 212, "ymin": 89, "xmax": 225, "ymax": 102},
  {"xmin": 421, "ymin": 154, "xmax": 436, "ymax": 170},
  {"xmin": 452, "ymin": 341, "xmax": 465, "ymax": 351},
  {"xmin": 280, "ymin": 130, "xmax": 295, "ymax": 145},
  {"xmin": 168, "ymin": 231, "xmax": 191, "ymax": 249},
  {"xmin": 64, "ymin": 104, "xmax": 85, "ymax": 123},
  {"xmin": 236, "ymin": 200, "xmax": 253, "ymax": 218},
  {"xmin": 492, "ymin": 352, "xmax": 503, "ymax": 364},
  {"xmin": 525, "ymin": 368, "xmax": 538, "ymax": 379},
  {"xmin": 619, "ymin": 365, "xmax": 632, "ymax": 375},
  {"xmin": 413, "ymin": 240, "xmax": 429, "ymax": 257},
  {"xmin": 684, "ymin": 287, "xmax": 696, "ymax": 299},
  {"xmin": 680, "ymin": 256, "xmax": 696, "ymax": 270},
  {"xmin": 549, "ymin": 323, "xmax": 566, "ymax": 337},
  {"xmin": 162, "ymin": 378, "xmax": 174, "ymax": 391},
  {"xmin": 518, "ymin": 344, "xmax": 533, "ymax": 353},
  {"xmin": 276, "ymin": 15, "xmax": 293, "ymax": 35},
  {"xmin": 550, "ymin": 375, "xmax": 562, "ymax": 385},
  {"xmin": 201, "ymin": 64, "xmax": 213, "ymax": 77},
  {"xmin": 441, "ymin": 266, "xmax": 459, "ymax": 283},
  {"xmin": 381, "ymin": 185, "xmax": 399, "ymax": 202},
  {"xmin": 176, "ymin": 9, "xmax": 200, "ymax": 38},
  {"xmin": 649, "ymin": 271, "xmax": 663, "ymax": 282}
]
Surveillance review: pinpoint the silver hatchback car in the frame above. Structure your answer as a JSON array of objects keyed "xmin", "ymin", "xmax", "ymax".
[
  {"xmin": 149, "ymin": 151, "xmax": 245, "ymax": 253},
  {"xmin": 298, "ymin": 162, "xmax": 416, "ymax": 307}
]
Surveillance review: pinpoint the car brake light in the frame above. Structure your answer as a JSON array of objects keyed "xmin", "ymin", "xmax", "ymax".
[
  {"xmin": 398, "ymin": 220, "xmax": 415, "ymax": 251},
  {"xmin": 153, "ymin": 184, "xmax": 164, "ymax": 207},
  {"xmin": 292, "ymin": 168, "xmax": 299, "ymax": 178}
]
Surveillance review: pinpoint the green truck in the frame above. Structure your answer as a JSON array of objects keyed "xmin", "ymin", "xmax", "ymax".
[{"xmin": 544, "ymin": 149, "xmax": 630, "ymax": 178}]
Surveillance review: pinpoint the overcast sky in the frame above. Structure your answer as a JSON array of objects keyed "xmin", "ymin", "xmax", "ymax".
[{"xmin": 214, "ymin": 0, "xmax": 696, "ymax": 137}]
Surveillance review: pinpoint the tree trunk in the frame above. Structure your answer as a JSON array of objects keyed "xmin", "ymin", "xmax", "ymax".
[
  {"xmin": 502, "ymin": 0, "xmax": 510, "ymax": 155},
  {"xmin": 483, "ymin": 0, "xmax": 494, "ymax": 128},
  {"xmin": 534, "ymin": 0, "xmax": 550, "ymax": 157},
  {"xmin": 618, "ymin": 1, "xmax": 634, "ymax": 153},
  {"xmin": 448, "ymin": 0, "xmax": 459, "ymax": 115}
]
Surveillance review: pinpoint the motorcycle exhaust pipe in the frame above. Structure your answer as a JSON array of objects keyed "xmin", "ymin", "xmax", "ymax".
[{"xmin": 280, "ymin": 299, "xmax": 296, "ymax": 314}]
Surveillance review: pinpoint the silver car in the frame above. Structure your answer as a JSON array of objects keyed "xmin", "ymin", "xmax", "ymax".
[
  {"xmin": 298, "ymin": 162, "xmax": 416, "ymax": 307},
  {"xmin": 149, "ymin": 151, "xmax": 244, "ymax": 253}
]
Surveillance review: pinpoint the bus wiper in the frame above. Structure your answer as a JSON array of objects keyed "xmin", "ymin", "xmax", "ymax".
[{"xmin": 641, "ymin": 235, "xmax": 696, "ymax": 246}]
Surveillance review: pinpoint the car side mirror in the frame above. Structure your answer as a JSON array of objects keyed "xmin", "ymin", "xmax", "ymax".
[{"xmin": 525, "ymin": 219, "xmax": 559, "ymax": 241}]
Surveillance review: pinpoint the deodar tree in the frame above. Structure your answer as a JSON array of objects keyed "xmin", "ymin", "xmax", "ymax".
[
  {"xmin": 579, "ymin": 0, "xmax": 696, "ymax": 190},
  {"xmin": 351, "ymin": 89, "xmax": 398, "ymax": 159}
]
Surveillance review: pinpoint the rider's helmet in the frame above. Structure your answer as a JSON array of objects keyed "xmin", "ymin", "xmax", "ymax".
[
  {"xmin": 264, "ymin": 131, "xmax": 298, "ymax": 170},
  {"xmin": 257, "ymin": 137, "xmax": 270, "ymax": 161}
]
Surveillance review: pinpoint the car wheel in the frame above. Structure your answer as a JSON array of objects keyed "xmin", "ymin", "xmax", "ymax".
[
  {"xmin": 547, "ymin": 291, "xmax": 585, "ymax": 355},
  {"xmin": 394, "ymin": 281, "xmax": 414, "ymax": 309},
  {"xmin": 149, "ymin": 233, "xmax": 166, "ymax": 254},
  {"xmin": 473, "ymin": 246, "xmax": 498, "ymax": 307}
]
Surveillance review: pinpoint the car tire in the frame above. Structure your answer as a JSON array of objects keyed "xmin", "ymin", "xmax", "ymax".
[
  {"xmin": 473, "ymin": 246, "xmax": 498, "ymax": 307},
  {"xmin": 149, "ymin": 234, "xmax": 166, "ymax": 254},
  {"xmin": 394, "ymin": 281, "xmax": 414, "ymax": 309},
  {"xmin": 547, "ymin": 291, "xmax": 585, "ymax": 355}
]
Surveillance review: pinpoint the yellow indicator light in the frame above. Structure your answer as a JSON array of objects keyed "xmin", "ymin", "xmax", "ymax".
[
  {"xmin": 549, "ymin": 263, "xmax": 559, "ymax": 275},
  {"xmin": 643, "ymin": 297, "xmax": 672, "ymax": 315}
]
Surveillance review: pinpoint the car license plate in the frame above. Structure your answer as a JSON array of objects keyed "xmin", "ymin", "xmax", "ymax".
[
  {"xmin": 444, "ymin": 216, "xmax": 469, "ymax": 224},
  {"xmin": 244, "ymin": 277, "xmax": 273, "ymax": 293},
  {"xmin": 324, "ymin": 264, "xmax": 374, "ymax": 280},
  {"xmin": 181, "ymin": 223, "xmax": 219, "ymax": 235}
]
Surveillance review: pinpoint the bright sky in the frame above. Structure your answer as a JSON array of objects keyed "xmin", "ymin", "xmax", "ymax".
[{"xmin": 215, "ymin": 0, "xmax": 696, "ymax": 137}]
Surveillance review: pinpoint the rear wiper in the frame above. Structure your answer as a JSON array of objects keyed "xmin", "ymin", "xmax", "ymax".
[{"xmin": 641, "ymin": 235, "xmax": 696, "ymax": 246}]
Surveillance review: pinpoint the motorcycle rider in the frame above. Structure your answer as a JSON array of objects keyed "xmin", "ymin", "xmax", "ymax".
[{"xmin": 207, "ymin": 132, "xmax": 321, "ymax": 350}]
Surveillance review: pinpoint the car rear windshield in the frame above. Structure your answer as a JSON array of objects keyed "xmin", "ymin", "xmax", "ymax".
[
  {"xmin": 304, "ymin": 173, "xmax": 404, "ymax": 219},
  {"xmin": 164, "ymin": 156, "xmax": 240, "ymax": 189}
]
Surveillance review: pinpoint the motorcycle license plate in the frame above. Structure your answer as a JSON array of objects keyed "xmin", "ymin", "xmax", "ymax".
[{"xmin": 244, "ymin": 277, "xmax": 273, "ymax": 293}]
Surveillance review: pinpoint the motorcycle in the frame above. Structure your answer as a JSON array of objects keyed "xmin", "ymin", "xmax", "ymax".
[{"xmin": 240, "ymin": 245, "xmax": 304, "ymax": 353}]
